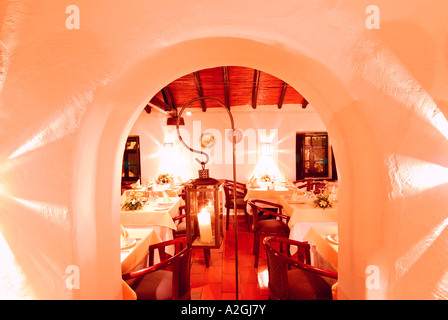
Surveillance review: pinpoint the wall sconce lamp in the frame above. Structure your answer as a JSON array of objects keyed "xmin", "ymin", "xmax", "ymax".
[{"xmin": 261, "ymin": 142, "xmax": 272, "ymax": 156}]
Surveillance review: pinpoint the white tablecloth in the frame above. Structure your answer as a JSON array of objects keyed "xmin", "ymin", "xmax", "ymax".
[
  {"xmin": 244, "ymin": 185, "xmax": 296, "ymax": 201},
  {"xmin": 304, "ymin": 226, "xmax": 338, "ymax": 271},
  {"xmin": 120, "ymin": 197, "xmax": 182, "ymax": 230},
  {"xmin": 121, "ymin": 227, "xmax": 162, "ymax": 274},
  {"xmin": 276, "ymin": 195, "xmax": 338, "ymax": 241}
]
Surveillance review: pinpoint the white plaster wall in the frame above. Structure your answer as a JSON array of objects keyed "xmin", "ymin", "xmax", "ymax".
[
  {"xmin": 0, "ymin": 0, "xmax": 447, "ymax": 300},
  {"xmin": 130, "ymin": 105, "xmax": 327, "ymax": 183}
]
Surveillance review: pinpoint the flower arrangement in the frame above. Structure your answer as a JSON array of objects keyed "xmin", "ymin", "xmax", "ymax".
[
  {"xmin": 121, "ymin": 194, "xmax": 143, "ymax": 211},
  {"xmin": 314, "ymin": 192, "xmax": 333, "ymax": 209},
  {"xmin": 259, "ymin": 174, "xmax": 272, "ymax": 182},
  {"xmin": 156, "ymin": 173, "xmax": 173, "ymax": 185}
]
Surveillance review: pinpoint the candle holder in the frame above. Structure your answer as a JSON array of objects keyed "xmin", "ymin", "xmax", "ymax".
[
  {"xmin": 184, "ymin": 169, "xmax": 223, "ymax": 249},
  {"xmin": 177, "ymin": 97, "xmax": 239, "ymax": 299}
]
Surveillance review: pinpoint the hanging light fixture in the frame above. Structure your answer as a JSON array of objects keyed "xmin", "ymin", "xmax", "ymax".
[{"xmin": 176, "ymin": 96, "xmax": 239, "ymax": 300}]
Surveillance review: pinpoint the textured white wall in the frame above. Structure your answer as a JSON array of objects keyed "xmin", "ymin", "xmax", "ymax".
[
  {"xmin": 130, "ymin": 105, "xmax": 327, "ymax": 184},
  {"xmin": 0, "ymin": 0, "xmax": 447, "ymax": 299}
]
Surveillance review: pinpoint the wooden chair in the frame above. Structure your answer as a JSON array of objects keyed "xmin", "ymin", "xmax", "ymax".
[
  {"xmin": 312, "ymin": 181, "xmax": 326, "ymax": 194},
  {"xmin": 293, "ymin": 179, "xmax": 314, "ymax": 191},
  {"xmin": 122, "ymin": 237, "xmax": 192, "ymax": 300},
  {"xmin": 263, "ymin": 236, "xmax": 337, "ymax": 300},
  {"xmin": 223, "ymin": 181, "xmax": 250, "ymax": 231},
  {"xmin": 247, "ymin": 199, "xmax": 290, "ymax": 268}
]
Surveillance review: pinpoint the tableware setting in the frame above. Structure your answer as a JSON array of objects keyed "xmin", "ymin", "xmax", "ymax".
[
  {"xmin": 326, "ymin": 234, "xmax": 339, "ymax": 245},
  {"xmin": 121, "ymin": 237, "xmax": 137, "ymax": 249}
]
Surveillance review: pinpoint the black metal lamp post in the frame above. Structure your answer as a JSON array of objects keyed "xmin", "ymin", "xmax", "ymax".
[{"xmin": 176, "ymin": 97, "xmax": 239, "ymax": 300}]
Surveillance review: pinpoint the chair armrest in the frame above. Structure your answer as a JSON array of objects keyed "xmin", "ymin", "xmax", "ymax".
[
  {"xmin": 259, "ymin": 207, "xmax": 290, "ymax": 222},
  {"xmin": 287, "ymin": 257, "xmax": 338, "ymax": 279},
  {"xmin": 249, "ymin": 199, "xmax": 290, "ymax": 222},
  {"xmin": 122, "ymin": 258, "xmax": 173, "ymax": 280},
  {"xmin": 173, "ymin": 214, "xmax": 186, "ymax": 222}
]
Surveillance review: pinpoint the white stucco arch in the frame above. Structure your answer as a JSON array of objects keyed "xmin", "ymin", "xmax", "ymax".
[
  {"xmin": 74, "ymin": 35, "xmax": 385, "ymax": 299},
  {"xmin": 2, "ymin": 1, "xmax": 447, "ymax": 300}
]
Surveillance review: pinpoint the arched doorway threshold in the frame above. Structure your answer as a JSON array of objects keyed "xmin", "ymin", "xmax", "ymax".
[{"xmin": 73, "ymin": 36, "xmax": 385, "ymax": 299}]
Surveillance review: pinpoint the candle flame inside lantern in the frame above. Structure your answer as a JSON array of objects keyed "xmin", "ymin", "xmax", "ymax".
[{"xmin": 198, "ymin": 207, "xmax": 213, "ymax": 243}]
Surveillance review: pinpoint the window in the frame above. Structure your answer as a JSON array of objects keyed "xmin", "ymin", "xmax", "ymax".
[
  {"xmin": 296, "ymin": 132, "xmax": 337, "ymax": 180},
  {"xmin": 122, "ymin": 136, "xmax": 141, "ymax": 183}
]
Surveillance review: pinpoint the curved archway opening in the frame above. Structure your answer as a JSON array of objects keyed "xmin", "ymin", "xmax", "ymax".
[{"xmin": 73, "ymin": 36, "xmax": 385, "ymax": 299}]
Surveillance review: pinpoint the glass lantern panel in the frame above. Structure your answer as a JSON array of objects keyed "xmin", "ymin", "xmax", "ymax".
[{"xmin": 185, "ymin": 183, "xmax": 222, "ymax": 249}]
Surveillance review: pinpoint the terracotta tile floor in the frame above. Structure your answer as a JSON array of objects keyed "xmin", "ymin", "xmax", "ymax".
[{"xmin": 190, "ymin": 215, "xmax": 270, "ymax": 300}]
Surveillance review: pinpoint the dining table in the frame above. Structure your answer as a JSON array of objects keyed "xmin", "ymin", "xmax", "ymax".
[
  {"xmin": 304, "ymin": 225, "xmax": 339, "ymax": 299},
  {"xmin": 304, "ymin": 225, "xmax": 338, "ymax": 271},
  {"xmin": 120, "ymin": 192, "xmax": 184, "ymax": 243},
  {"xmin": 121, "ymin": 227, "xmax": 163, "ymax": 274},
  {"xmin": 244, "ymin": 183, "xmax": 296, "ymax": 202},
  {"xmin": 276, "ymin": 194, "xmax": 338, "ymax": 241}
]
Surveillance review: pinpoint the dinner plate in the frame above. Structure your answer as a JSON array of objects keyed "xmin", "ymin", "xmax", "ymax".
[
  {"xmin": 326, "ymin": 234, "xmax": 339, "ymax": 245},
  {"xmin": 121, "ymin": 238, "xmax": 136, "ymax": 249},
  {"xmin": 153, "ymin": 207, "xmax": 168, "ymax": 211},
  {"xmin": 156, "ymin": 202, "xmax": 173, "ymax": 207},
  {"xmin": 287, "ymin": 200, "xmax": 306, "ymax": 204}
]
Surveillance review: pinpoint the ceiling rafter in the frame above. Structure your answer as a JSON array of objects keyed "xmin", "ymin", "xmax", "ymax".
[
  {"xmin": 222, "ymin": 66, "xmax": 230, "ymax": 109},
  {"xmin": 193, "ymin": 71, "xmax": 207, "ymax": 112},
  {"xmin": 251, "ymin": 69, "xmax": 260, "ymax": 109},
  {"xmin": 148, "ymin": 96, "xmax": 173, "ymax": 114},
  {"xmin": 162, "ymin": 86, "xmax": 176, "ymax": 110},
  {"xmin": 278, "ymin": 82, "xmax": 288, "ymax": 109},
  {"xmin": 301, "ymin": 98, "xmax": 309, "ymax": 109}
]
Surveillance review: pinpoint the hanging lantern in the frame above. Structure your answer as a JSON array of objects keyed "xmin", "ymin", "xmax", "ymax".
[
  {"xmin": 184, "ymin": 166, "xmax": 223, "ymax": 249},
  {"xmin": 177, "ymin": 96, "xmax": 239, "ymax": 299}
]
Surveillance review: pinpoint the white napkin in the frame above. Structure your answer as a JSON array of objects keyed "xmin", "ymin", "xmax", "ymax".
[
  {"xmin": 120, "ymin": 225, "xmax": 129, "ymax": 247},
  {"xmin": 291, "ymin": 192, "xmax": 299, "ymax": 202},
  {"xmin": 162, "ymin": 191, "xmax": 171, "ymax": 203}
]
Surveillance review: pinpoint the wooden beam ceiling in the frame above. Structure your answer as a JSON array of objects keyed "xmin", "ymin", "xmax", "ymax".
[{"xmin": 149, "ymin": 66, "xmax": 306, "ymax": 112}]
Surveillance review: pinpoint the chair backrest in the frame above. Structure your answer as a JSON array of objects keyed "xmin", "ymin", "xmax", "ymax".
[
  {"xmin": 149, "ymin": 238, "xmax": 191, "ymax": 300},
  {"xmin": 312, "ymin": 181, "xmax": 326, "ymax": 194},
  {"xmin": 224, "ymin": 179, "xmax": 247, "ymax": 189},
  {"xmin": 262, "ymin": 236, "xmax": 337, "ymax": 300},
  {"xmin": 293, "ymin": 179, "xmax": 314, "ymax": 191},
  {"xmin": 223, "ymin": 181, "xmax": 247, "ymax": 203},
  {"xmin": 124, "ymin": 237, "xmax": 192, "ymax": 300},
  {"xmin": 248, "ymin": 199, "xmax": 289, "ymax": 228}
]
